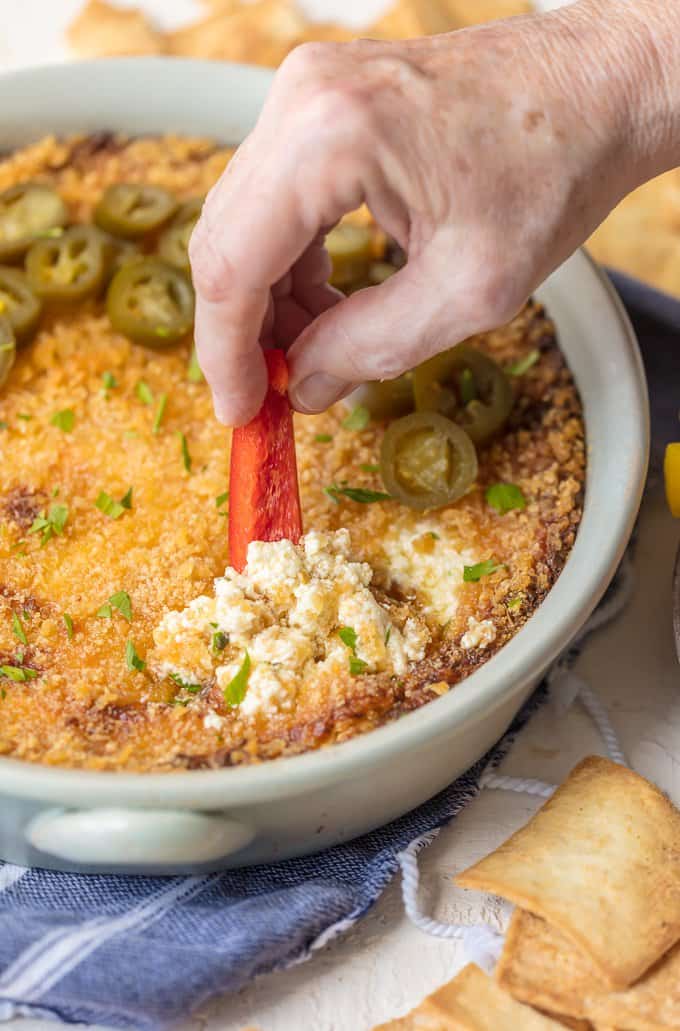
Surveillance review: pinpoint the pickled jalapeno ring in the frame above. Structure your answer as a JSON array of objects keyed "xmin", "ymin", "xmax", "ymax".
[
  {"xmin": 326, "ymin": 223, "xmax": 374, "ymax": 287},
  {"xmin": 344, "ymin": 375, "xmax": 414, "ymax": 421},
  {"xmin": 0, "ymin": 267, "xmax": 42, "ymax": 343},
  {"xmin": 25, "ymin": 224, "xmax": 106, "ymax": 302},
  {"xmin": 380, "ymin": 411, "xmax": 478, "ymax": 511},
  {"xmin": 158, "ymin": 198, "xmax": 203, "ymax": 275},
  {"xmin": 0, "ymin": 315, "xmax": 16, "ymax": 390},
  {"xmin": 0, "ymin": 183, "xmax": 68, "ymax": 263},
  {"xmin": 106, "ymin": 258, "xmax": 195, "ymax": 347},
  {"xmin": 95, "ymin": 183, "xmax": 178, "ymax": 239}
]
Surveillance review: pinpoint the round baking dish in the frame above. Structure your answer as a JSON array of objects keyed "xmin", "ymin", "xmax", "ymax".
[{"xmin": 0, "ymin": 59, "xmax": 649, "ymax": 874}]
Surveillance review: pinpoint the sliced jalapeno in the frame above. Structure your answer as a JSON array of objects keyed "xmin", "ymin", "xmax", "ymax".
[
  {"xmin": 0, "ymin": 267, "xmax": 42, "ymax": 344},
  {"xmin": 380, "ymin": 411, "xmax": 478, "ymax": 511},
  {"xmin": 326, "ymin": 223, "xmax": 374, "ymax": 287},
  {"xmin": 414, "ymin": 343, "xmax": 513, "ymax": 443},
  {"xmin": 99, "ymin": 231, "xmax": 142, "ymax": 283},
  {"xmin": 95, "ymin": 183, "xmax": 178, "ymax": 239},
  {"xmin": 344, "ymin": 375, "xmax": 414, "ymax": 421},
  {"xmin": 158, "ymin": 198, "xmax": 203, "ymax": 275},
  {"xmin": 0, "ymin": 316, "xmax": 16, "ymax": 390},
  {"xmin": 25, "ymin": 224, "xmax": 106, "ymax": 302},
  {"xmin": 106, "ymin": 258, "xmax": 194, "ymax": 347},
  {"xmin": 0, "ymin": 183, "xmax": 68, "ymax": 263}
]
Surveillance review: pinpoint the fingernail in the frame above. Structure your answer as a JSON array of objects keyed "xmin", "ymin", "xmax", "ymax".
[{"xmin": 290, "ymin": 373, "xmax": 351, "ymax": 413}]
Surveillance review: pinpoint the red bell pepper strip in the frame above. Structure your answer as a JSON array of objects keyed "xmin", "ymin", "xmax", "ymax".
[{"xmin": 228, "ymin": 348, "xmax": 303, "ymax": 572}]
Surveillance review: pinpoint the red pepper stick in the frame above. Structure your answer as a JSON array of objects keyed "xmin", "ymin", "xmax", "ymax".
[{"xmin": 228, "ymin": 348, "xmax": 303, "ymax": 572}]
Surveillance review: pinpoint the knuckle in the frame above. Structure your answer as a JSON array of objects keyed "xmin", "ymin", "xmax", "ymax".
[
  {"xmin": 278, "ymin": 41, "xmax": 330, "ymax": 80},
  {"xmin": 474, "ymin": 266, "xmax": 524, "ymax": 329}
]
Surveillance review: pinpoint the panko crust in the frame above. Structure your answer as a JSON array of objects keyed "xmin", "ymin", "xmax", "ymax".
[{"xmin": 0, "ymin": 135, "xmax": 585, "ymax": 771}]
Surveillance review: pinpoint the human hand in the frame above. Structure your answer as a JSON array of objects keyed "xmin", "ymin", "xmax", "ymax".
[{"xmin": 190, "ymin": 0, "xmax": 679, "ymax": 425}]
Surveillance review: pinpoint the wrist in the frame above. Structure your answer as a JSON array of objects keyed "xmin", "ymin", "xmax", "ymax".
[{"xmin": 549, "ymin": 0, "xmax": 680, "ymax": 189}]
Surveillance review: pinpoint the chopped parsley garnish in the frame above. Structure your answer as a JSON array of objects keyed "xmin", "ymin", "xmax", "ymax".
[
  {"xmin": 506, "ymin": 349, "xmax": 539, "ymax": 376},
  {"xmin": 125, "ymin": 640, "xmax": 146, "ymax": 673},
  {"xmin": 342, "ymin": 405, "xmax": 371, "ymax": 431},
  {"xmin": 338, "ymin": 625, "xmax": 368, "ymax": 676},
  {"xmin": 29, "ymin": 503, "xmax": 69, "ymax": 546},
  {"xmin": 324, "ymin": 484, "xmax": 391, "ymax": 505},
  {"xmin": 109, "ymin": 590, "xmax": 132, "ymax": 622},
  {"xmin": 96, "ymin": 604, "xmax": 112, "ymax": 619},
  {"xmin": 215, "ymin": 491, "xmax": 229, "ymax": 509},
  {"xmin": 485, "ymin": 482, "xmax": 526, "ymax": 515},
  {"xmin": 429, "ymin": 531, "xmax": 440, "ymax": 540},
  {"xmin": 315, "ymin": 433, "xmax": 333, "ymax": 443},
  {"xmin": 178, "ymin": 432, "xmax": 191, "ymax": 473},
  {"xmin": 95, "ymin": 488, "xmax": 132, "ymax": 519},
  {"xmin": 187, "ymin": 346, "xmax": 204, "ymax": 383},
  {"xmin": 17, "ymin": 413, "xmax": 32, "ymax": 420},
  {"xmin": 0, "ymin": 421, "xmax": 7, "ymax": 431},
  {"xmin": 50, "ymin": 408, "xmax": 75, "ymax": 432},
  {"xmin": 463, "ymin": 559, "xmax": 504, "ymax": 583},
  {"xmin": 135, "ymin": 380, "xmax": 154, "ymax": 405},
  {"xmin": 224, "ymin": 651, "xmax": 251, "ymax": 707},
  {"xmin": 63, "ymin": 613, "xmax": 74, "ymax": 639},
  {"xmin": 0, "ymin": 664, "xmax": 38, "ymax": 682},
  {"xmin": 507, "ymin": 594, "xmax": 524, "ymax": 611},
  {"xmin": 169, "ymin": 672, "xmax": 201, "ymax": 693},
  {"xmin": 359, "ymin": 463, "xmax": 380, "ymax": 473},
  {"xmin": 102, "ymin": 371, "xmax": 118, "ymax": 391},
  {"xmin": 52, "ymin": 486, "xmax": 60, "ymax": 497},
  {"xmin": 459, "ymin": 368, "xmax": 477, "ymax": 405},
  {"xmin": 212, "ymin": 630, "xmax": 229, "ymax": 652},
  {"xmin": 384, "ymin": 626, "xmax": 392, "ymax": 645},
  {"xmin": 152, "ymin": 393, "xmax": 168, "ymax": 434},
  {"xmin": 11, "ymin": 612, "xmax": 27, "ymax": 646}
]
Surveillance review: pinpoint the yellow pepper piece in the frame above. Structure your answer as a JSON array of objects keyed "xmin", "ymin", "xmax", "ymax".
[{"xmin": 664, "ymin": 443, "xmax": 680, "ymax": 516}]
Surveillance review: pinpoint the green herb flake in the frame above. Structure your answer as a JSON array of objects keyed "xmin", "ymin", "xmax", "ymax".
[
  {"xmin": 125, "ymin": 639, "xmax": 146, "ymax": 673},
  {"xmin": 187, "ymin": 346, "xmax": 204, "ymax": 383},
  {"xmin": 349, "ymin": 656, "xmax": 369, "ymax": 676},
  {"xmin": 0, "ymin": 421, "xmax": 7, "ymax": 431},
  {"xmin": 17, "ymin": 413, "xmax": 32, "ymax": 421},
  {"xmin": 0, "ymin": 689, "xmax": 5, "ymax": 699},
  {"xmin": 459, "ymin": 367, "xmax": 477, "ymax": 405},
  {"xmin": 506, "ymin": 349, "xmax": 540, "ymax": 376},
  {"xmin": 110, "ymin": 590, "xmax": 132, "ymax": 622},
  {"xmin": 507, "ymin": 595, "xmax": 524, "ymax": 611},
  {"xmin": 324, "ymin": 484, "xmax": 391, "ymax": 505},
  {"xmin": 28, "ymin": 503, "xmax": 69, "ymax": 546},
  {"xmin": 338, "ymin": 626, "xmax": 358, "ymax": 651},
  {"xmin": 120, "ymin": 487, "xmax": 133, "ymax": 510},
  {"xmin": 96, "ymin": 604, "xmax": 113, "ymax": 619},
  {"xmin": 429, "ymin": 531, "xmax": 440, "ymax": 540},
  {"xmin": 11, "ymin": 612, "xmax": 27, "ymax": 646},
  {"xmin": 224, "ymin": 651, "xmax": 251, "ymax": 707},
  {"xmin": 169, "ymin": 672, "xmax": 201, "ymax": 694},
  {"xmin": 95, "ymin": 491, "xmax": 125, "ymax": 520},
  {"xmin": 463, "ymin": 559, "xmax": 504, "ymax": 583},
  {"xmin": 384, "ymin": 626, "xmax": 392, "ymax": 645},
  {"xmin": 63, "ymin": 613, "xmax": 74, "ymax": 639},
  {"xmin": 342, "ymin": 405, "xmax": 371, "ymax": 432},
  {"xmin": 50, "ymin": 408, "xmax": 75, "ymax": 433},
  {"xmin": 215, "ymin": 491, "xmax": 229, "ymax": 509},
  {"xmin": 212, "ymin": 630, "xmax": 229, "ymax": 652},
  {"xmin": 102, "ymin": 371, "xmax": 118, "ymax": 391},
  {"xmin": 315, "ymin": 433, "xmax": 333, "ymax": 444},
  {"xmin": 152, "ymin": 393, "xmax": 168, "ymax": 434},
  {"xmin": 135, "ymin": 380, "xmax": 154, "ymax": 405},
  {"xmin": 0, "ymin": 664, "xmax": 38, "ymax": 682},
  {"xmin": 178, "ymin": 432, "xmax": 191, "ymax": 473},
  {"xmin": 485, "ymin": 482, "xmax": 527, "ymax": 515},
  {"xmin": 359, "ymin": 463, "xmax": 380, "ymax": 473}
]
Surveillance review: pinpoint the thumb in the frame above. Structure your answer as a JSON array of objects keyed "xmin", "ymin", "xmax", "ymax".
[{"xmin": 286, "ymin": 252, "xmax": 487, "ymax": 414}]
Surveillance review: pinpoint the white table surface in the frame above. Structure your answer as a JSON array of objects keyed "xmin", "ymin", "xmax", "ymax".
[{"xmin": 1, "ymin": 2, "xmax": 676, "ymax": 1030}]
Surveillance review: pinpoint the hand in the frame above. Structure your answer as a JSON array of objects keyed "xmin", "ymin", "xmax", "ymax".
[{"xmin": 190, "ymin": 0, "xmax": 679, "ymax": 425}]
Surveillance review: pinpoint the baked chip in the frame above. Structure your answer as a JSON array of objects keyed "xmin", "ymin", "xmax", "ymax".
[
  {"xmin": 442, "ymin": 0, "xmax": 531, "ymax": 25},
  {"xmin": 166, "ymin": 0, "xmax": 307, "ymax": 66},
  {"xmin": 499, "ymin": 908, "xmax": 680, "ymax": 1031},
  {"xmin": 67, "ymin": 0, "xmax": 165, "ymax": 57},
  {"xmin": 368, "ymin": 0, "xmax": 457, "ymax": 39},
  {"xmin": 374, "ymin": 964, "xmax": 567, "ymax": 1029},
  {"xmin": 456, "ymin": 757, "xmax": 680, "ymax": 989}
]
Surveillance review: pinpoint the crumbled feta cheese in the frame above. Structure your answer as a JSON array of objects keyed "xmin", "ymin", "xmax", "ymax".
[
  {"xmin": 460, "ymin": 616, "xmax": 497, "ymax": 650},
  {"xmin": 203, "ymin": 710, "xmax": 224, "ymax": 731},
  {"xmin": 152, "ymin": 530, "xmax": 430, "ymax": 717}
]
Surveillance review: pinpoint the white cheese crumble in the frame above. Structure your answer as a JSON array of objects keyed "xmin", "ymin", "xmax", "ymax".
[
  {"xmin": 460, "ymin": 616, "xmax": 497, "ymax": 651},
  {"xmin": 152, "ymin": 530, "xmax": 430, "ymax": 718},
  {"xmin": 380, "ymin": 520, "xmax": 479, "ymax": 626}
]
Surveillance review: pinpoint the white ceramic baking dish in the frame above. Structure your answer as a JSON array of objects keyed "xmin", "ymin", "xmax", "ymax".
[{"xmin": 0, "ymin": 58, "xmax": 648, "ymax": 874}]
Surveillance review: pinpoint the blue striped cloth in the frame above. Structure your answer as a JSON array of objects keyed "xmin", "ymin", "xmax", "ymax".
[{"xmin": 0, "ymin": 272, "xmax": 667, "ymax": 1031}]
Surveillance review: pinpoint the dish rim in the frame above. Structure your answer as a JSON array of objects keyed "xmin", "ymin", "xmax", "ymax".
[{"xmin": 0, "ymin": 58, "xmax": 649, "ymax": 807}]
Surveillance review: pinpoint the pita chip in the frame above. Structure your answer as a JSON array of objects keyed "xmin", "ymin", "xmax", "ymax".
[
  {"xmin": 456, "ymin": 757, "xmax": 680, "ymax": 988},
  {"xmin": 67, "ymin": 0, "xmax": 165, "ymax": 57},
  {"xmin": 499, "ymin": 908, "xmax": 680, "ymax": 1031},
  {"xmin": 442, "ymin": 0, "xmax": 530, "ymax": 26},
  {"xmin": 368, "ymin": 0, "xmax": 457, "ymax": 40}
]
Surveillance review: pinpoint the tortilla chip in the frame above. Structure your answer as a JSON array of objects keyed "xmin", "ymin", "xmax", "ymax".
[
  {"xmin": 423, "ymin": 963, "xmax": 569, "ymax": 1029},
  {"xmin": 291, "ymin": 23, "xmax": 358, "ymax": 44},
  {"xmin": 67, "ymin": 0, "xmax": 164, "ymax": 57},
  {"xmin": 442, "ymin": 0, "xmax": 530, "ymax": 25},
  {"xmin": 167, "ymin": 0, "xmax": 307, "ymax": 65},
  {"xmin": 499, "ymin": 909, "xmax": 680, "ymax": 1031},
  {"xmin": 368, "ymin": 0, "xmax": 458, "ymax": 40},
  {"xmin": 456, "ymin": 757, "xmax": 680, "ymax": 989}
]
